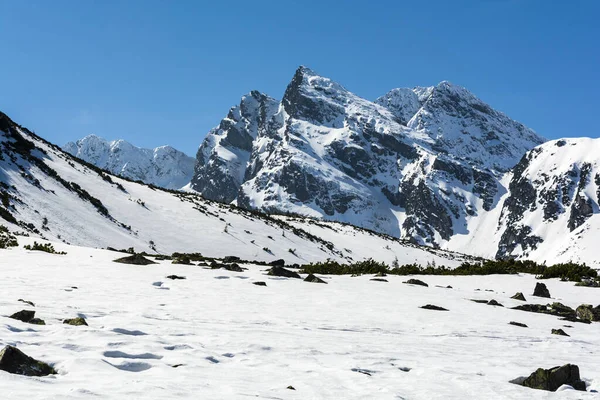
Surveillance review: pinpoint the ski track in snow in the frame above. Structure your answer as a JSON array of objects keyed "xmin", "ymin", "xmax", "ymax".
[{"xmin": 0, "ymin": 238, "xmax": 598, "ymax": 399}]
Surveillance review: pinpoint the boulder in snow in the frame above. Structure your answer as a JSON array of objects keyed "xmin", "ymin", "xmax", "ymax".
[
  {"xmin": 0, "ymin": 345, "xmax": 56, "ymax": 376},
  {"xmin": 517, "ymin": 364, "xmax": 585, "ymax": 391},
  {"xmin": 114, "ymin": 254, "xmax": 157, "ymax": 265},
  {"xmin": 267, "ymin": 266, "xmax": 300, "ymax": 279},
  {"xmin": 63, "ymin": 317, "xmax": 88, "ymax": 326},
  {"xmin": 403, "ymin": 279, "xmax": 428, "ymax": 287},
  {"xmin": 510, "ymin": 292, "xmax": 526, "ymax": 301},
  {"xmin": 533, "ymin": 282, "xmax": 551, "ymax": 298},
  {"xmin": 304, "ymin": 274, "xmax": 327, "ymax": 284}
]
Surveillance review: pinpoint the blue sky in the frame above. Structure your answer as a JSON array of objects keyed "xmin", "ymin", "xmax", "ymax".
[{"xmin": 1, "ymin": 0, "xmax": 598, "ymax": 156}]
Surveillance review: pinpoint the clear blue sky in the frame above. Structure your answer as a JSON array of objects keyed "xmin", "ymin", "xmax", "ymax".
[{"xmin": 1, "ymin": 0, "xmax": 598, "ymax": 156}]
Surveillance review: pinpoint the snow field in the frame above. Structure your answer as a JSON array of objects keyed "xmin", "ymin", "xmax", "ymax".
[{"xmin": 0, "ymin": 238, "xmax": 598, "ymax": 399}]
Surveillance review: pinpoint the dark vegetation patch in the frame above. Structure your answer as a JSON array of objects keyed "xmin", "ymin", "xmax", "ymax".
[
  {"xmin": 0, "ymin": 225, "xmax": 18, "ymax": 248},
  {"xmin": 24, "ymin": 241, "xmax": 66, "ymax": 255},
  {"xmin": 301, "ymin": 258, "xmax": 598, "ymax": 284}
]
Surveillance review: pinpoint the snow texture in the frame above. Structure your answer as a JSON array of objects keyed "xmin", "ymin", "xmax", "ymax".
[{"xmin": 0, "ymin": 238, "xmax": 598, "ymax": 399}]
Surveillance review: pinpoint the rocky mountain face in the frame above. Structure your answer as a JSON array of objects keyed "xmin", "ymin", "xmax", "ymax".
[
  {"xmin": 192, "ymin": 66, "xmax": 545, "ymax": 249},
  {"xmin": 493, "ymin": 138, "xmax": 600, "ymax": 264},
  {"xmin": 190, "ymin": 91, "xmax": 279, "ymax": 202},
  {"xmin": 63, "ymin": 135, "xmax": 195, "ymax": 189}
]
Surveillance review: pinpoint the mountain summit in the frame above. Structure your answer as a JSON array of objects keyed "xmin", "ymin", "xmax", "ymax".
[
  {"xmin": 64, "ymin": 135, "xmax": 195, "ymax": 189},
  {"xmin": 192, "ymin": 66, "xmax": 545, "ymax": 247}
]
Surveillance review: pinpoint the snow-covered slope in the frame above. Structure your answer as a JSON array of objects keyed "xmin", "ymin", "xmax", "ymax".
[
  {"xmin": 1, "ymin": 239, "xmax": 598, "ymax": 399},
  {"xmin": 0, "ymin": 111, "xmax": 470, "ymax": 266},
  {"xmin": 494, "ymin": 138, "xmax": 600, "ymax": 264},
  {"xmin": 192, "ymin": 66, "xmax": 545, "ymax": 249},
  {"xmin": 64, "ymin": 135, "xmax": 195, "ymax": 190}
]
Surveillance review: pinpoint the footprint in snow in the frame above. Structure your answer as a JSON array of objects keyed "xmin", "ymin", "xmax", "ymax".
[
  {"xmin": 5, "ymin": 325, "xmax": 36, "ymax": 333},
  {"xmin": 352, "ymin": 368, "xmax": 377, "ymax": 376},
  {"xmin": 205, "ymin": 356, "xmax": 220, "ymax": 364},
  {"xmin": 103, "ymin": 360, "xmax": 153, "ymax": 372},
  {"xmin": 112, "ymin": 328, "xmax": 147, "ymax": 336},
  {"xmin": 164, "ymin": 344, "xmax": 193, "ymax": 351},
  {"xmin": 214, "ymin": 276, "xmax": 230, "ymax": 280},
  {"xmin": 103, "ymin": 351, "xmax": 163, "ymax": 360}
]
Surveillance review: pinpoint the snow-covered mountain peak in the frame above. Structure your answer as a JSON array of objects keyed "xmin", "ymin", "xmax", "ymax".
[
  {"xmin": 281, "ymin": 66, "xmax": 354, "ymax": 128},
  {"xmin": 376, "ymin": 81, "xmax": 546, "ymax": 171},
  {"xmin": 374, "ymin": 87, "xmax": 421, "ymax": 125},
  {"xmin": 189, "ymin": 67, "xmax": 556, "ymax": 252},
  {"xmin": 63, "ymin": 135, "xmax": 194, "ymax": 189},
  {"xmin": 190, "ymin": 89, "xmax": 279, "ymax": 202}
]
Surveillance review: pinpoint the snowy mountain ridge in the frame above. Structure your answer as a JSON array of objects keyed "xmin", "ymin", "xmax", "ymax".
[
  {"xmin": 192, "ymin": 66, "xmax": 546, "ymax": 254},
  {"xmin": 0, "ymin": 110, "xmax": 470, "ymax": 267},
  {"xmin": 63, "ymin": 135, "xmax": 195, "ymax": 189}
]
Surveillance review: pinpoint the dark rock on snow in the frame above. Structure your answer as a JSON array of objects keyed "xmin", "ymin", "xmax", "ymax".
[
  {"xmin": 252, "ymin": 281, "xmax": 267, "ymax": 286},
  {"xmin": 9, "ymin": 310, "xmax": 36, "ymax": 323},
  {"xmin": 549, "ymin": 302, "xmax": 577, "ymax": 319},
  {"xmin": 533, "ymin": 282, "xmax": 551, "ymax": 298},
  {"xmin": 518, "ymin": 364, "xmax": 586, "ymax": 391},
  {"xmin": 304, "ymin": 274, "xmax": 327, "ymax": 284},
  {"xmin": 487, "ymin": 299, "xmax": 504, "ymax": 307},
  {"xmin": 63, "ymin": 317, "xmax": 88, "ymax": 326},
  {"xmin": 0, "ymin": 345, "xmax": 56, "ymax": 376},
  {"xmin": 512, "ymin": 302, "xmax": 580, "ymax": 321},
  {"xmin": 576, "ymin": 304, "xmax": 600, "ymax": 322},
  {"xmin": 28, "ymin": 318, "xmax": 46, "ymax": 325},
  {"xmin": 470, "ymin": 299, "xmax": 489, "ymax": 304},
  {"xmin": 166, "ymin": 275, "xmax": 186, "ymax": 280},
  {"xmin": 509, "ymin": 321, "xmax": 528, "ymax": 328},
  {"xmin": 267, "ymin": 266, "xmax": 300, "ymax": 279},
  {"xmin": 420, "ymin": 304, "xmax": 449, "ymax": 311},
  {"xmin": 551, "ymin": 328, "xmax": 569, "ymax": 336},
  {"xmin": 222, "ymin": 256, "xmax": 240, "ymax": 263},
  {"xmin": 403, "ymin": 279, "xmax": 428, "ymax": 287},
  {"xmin": 510, "ymin": 292, "xmax": 526, "ymax": 301},
  {"xmin": 370, "ymin": 278, "xmax": 388, "ymax": 282},
  {"xmin": 269, "ymin": 259, "xmax": 285, "ymax": 267},
  {"xmin": 223, "ymin": 263, "xmax": 244, "ymax": 272},
  {"xmin": 512, "ymin": 304, "xmax": 547, "ymax": 314},
  {"xmin": 113, "ymin": 254, "xmax": 157, "ymax": 265}
]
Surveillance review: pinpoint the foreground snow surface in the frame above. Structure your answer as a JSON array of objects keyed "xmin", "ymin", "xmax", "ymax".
[{"xmin": 1, "ymin": 241, "xmax": 599, "ymax": 399}]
